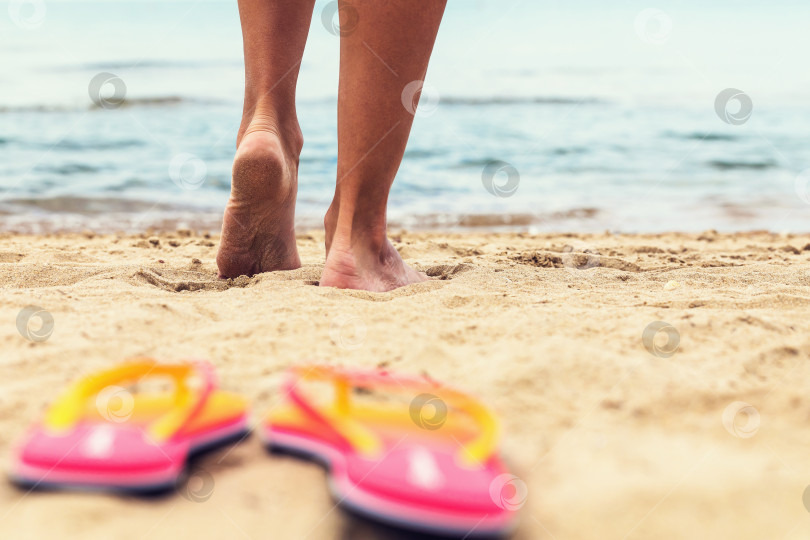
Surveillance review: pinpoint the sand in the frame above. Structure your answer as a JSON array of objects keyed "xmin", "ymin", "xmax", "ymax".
[{"xmin": 1, "ymin": 229, "xmax": 810, "ymax": 540}]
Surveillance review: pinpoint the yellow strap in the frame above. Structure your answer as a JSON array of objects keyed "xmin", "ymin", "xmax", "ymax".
[
  {"xmin": 285, "ymin": 372, "xmax": 382, "ymax": 456},
  {"xmin": 293, "ymin": 366, "xmax": 500, "ymax": 466},
  {"xmin": 437, "ymin": 388, "xmax": 501, "ymax": 466},
  {"xmin": 43, "ymin": 359, "xmax": 200, "ymax": 441}
]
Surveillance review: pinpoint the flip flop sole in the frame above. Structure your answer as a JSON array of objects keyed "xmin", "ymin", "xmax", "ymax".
[
  {"xmin": 265, "ymin": 427, "xmax": 515, "ymax": 538},
  {"xmin": 10, "ymin": 415, "xmax": 250, "ymax": 494}
]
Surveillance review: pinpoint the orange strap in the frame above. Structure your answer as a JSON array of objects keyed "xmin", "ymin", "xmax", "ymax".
[
  {"xmin": 285, "ymin": 365, "xmax": 501, "ymax": 465},
  {"xmin": 43, "ymin": 359, "xmax": 215, "ymax": 442}
]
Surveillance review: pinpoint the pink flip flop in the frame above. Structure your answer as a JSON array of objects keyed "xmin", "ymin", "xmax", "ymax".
[
  {"xmin": 263, "ymin": 365, "xmax": 521, "ymax": 537},
  {"xmin": 9, "ymin": 359, "xmax": 249, "ymax": 493}
]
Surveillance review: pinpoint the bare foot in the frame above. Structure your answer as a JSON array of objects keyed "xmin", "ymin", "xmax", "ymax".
[
  {"xmin": 217, "ymin": 130, "xmax": 301, "ymax": 278},
  {"xmin": 320, "ymin": 222, "xmax": 427, "ymax": 292}
]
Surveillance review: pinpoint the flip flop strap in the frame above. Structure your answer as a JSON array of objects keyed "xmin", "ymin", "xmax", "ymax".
[
  {"xmin": 288, "ymin": 365, "xmax": 500, "ymax": 464},
  {"xmin": 153, "ymin": 360, "xmax": 215, "ymax": 441},
  {"xmin": 43, "ymin": 359, "xmax": 216, "ymax": 442},
  {"xmin": 285, "ymin": 375, "xmax": 382, "ymax": 455}
]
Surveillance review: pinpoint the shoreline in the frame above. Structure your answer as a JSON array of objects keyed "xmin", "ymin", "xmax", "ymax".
[
  {"xmin": 2, "ymin": 214, "xmax": 809, "ymax": 236},
  {"xmin": 3, "ymin": 227, "xmax": 810, "ymax": 240}
]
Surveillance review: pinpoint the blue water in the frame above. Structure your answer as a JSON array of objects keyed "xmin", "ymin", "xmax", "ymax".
[{"xmin": 2, "ymin": 0, "xmax": 810, "ymax": 232}]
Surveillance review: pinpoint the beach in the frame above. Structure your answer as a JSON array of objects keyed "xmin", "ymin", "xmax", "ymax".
[
  {"xmin": 1, "ymin": 229, "xmax": 809, "ymax": 539},
  {"xmin": 4, "ymin": 0, "xmax": 810, "ymax": 537}
]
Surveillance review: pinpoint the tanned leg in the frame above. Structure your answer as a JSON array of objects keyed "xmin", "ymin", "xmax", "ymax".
[
  {"xmin": 321, "ymin": 0, "xmax": 447, "ymax": 291},
  {"xmin": 217, "ymin": 0, "xmax": 316, "ymax": 278}
]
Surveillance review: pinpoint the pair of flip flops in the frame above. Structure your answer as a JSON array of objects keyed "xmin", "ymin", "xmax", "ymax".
[{"xmin": 10, "ymin": 360, "xmax": 520, "ymax": 537}]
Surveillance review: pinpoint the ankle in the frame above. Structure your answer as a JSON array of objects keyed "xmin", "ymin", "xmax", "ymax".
[
  {"xmin": 329, "ymin": 212, "xmax": 389, "ymax": 255},
  {"xmin": 237, "ymin": 104, "xmax": 303, "ymax": 159},
  {"xmin": 324, "ymin": 202, "xmax": 339, "ymax": 239}
]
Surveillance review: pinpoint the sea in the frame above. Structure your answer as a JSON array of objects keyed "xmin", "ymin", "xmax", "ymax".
[{"xmin": 2, "ymin": 0, "xmax": 810, "ymax": 233}]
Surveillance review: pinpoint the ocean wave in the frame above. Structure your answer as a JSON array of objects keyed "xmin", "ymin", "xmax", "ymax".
[
  {"xmin": 67, "ymin": 60, "xmax": 242, "ymax": 71},
  {"xmin": 0, "ymin": 196, "xmax": 207, "ymax": 215},
  {"xmin": 93, "ymin": 96, "xmax": 186, "ymax": 108},
  {"xmin": 0, "ymin": 95, "xmax": 601, "ymax": 114},
  {"xmin": 45, "ymin": 139, "xmax": 146, "ymax": 151},
  {"xmin": 0, "ymin": 96, "xmax": 229, "ymax": 114},
  {"xmin": 34, "ymin": 163, "xmax": 110, "ymax": 175},
  {"xmin": 392, "ymin": 208, "xmax": 601, "ymax": 229},
  {"xmin": 708, "ymin": 160, "xmax": 778, "ymax": 171},
  {"xmin": 450, "ymin": 158, "xmax": 504, "ymax": 169},
  {"xmin": 665, "ymin": 131, "xmax": 741, "ymax": 142},
  {"xmin": 440, "ymin": 96, "xmax": 605, "ymax": 105},
  {"xmin": 2, "ymin": 137, "xmax": 147, "ymax": 150},
  {"xmin": 403, "ymin": 149, "xmax": 444, "ymax": 159}
]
